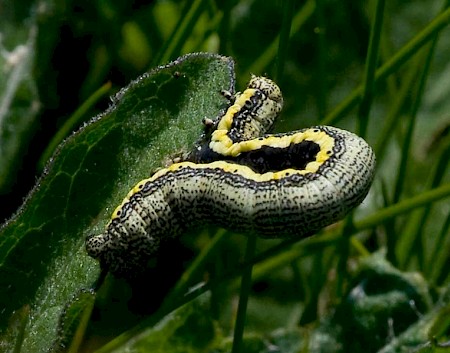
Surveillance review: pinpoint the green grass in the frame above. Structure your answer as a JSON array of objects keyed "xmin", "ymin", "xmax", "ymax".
[{"xmin": 0, "ymin": 1, "xmax": 449, "ymax": 352}]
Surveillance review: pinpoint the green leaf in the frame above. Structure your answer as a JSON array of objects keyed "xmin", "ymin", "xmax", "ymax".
[
  {"xmin": 104, "ymin": 292, "xmax": 220, "ymax": 353},
  {"xmin": 0, "ymin": 52, "xmax": 235, "ymax": 352},
  {"xmin": 310, "ymin": 252, "xmax": 434, "ymax": 352}
]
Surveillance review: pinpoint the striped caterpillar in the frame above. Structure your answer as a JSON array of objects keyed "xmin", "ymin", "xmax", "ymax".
[{"xmin": 86, "ymin": 76, "xmax": 376, "ymax": 275}]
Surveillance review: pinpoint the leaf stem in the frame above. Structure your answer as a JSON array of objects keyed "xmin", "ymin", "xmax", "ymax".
[
  {"xmin": 276, "ymin": 0, "xmax": 295, "ymax": 81},
  {"xmin": 155, "ymin": 0, "xmax": 206, "ymax": 65},
  {"xmin": 243, "ymin": 0, "xmax": 315, "ymax": 78},
  {"xmin": 315, "ymin": 0, "xmax": 327, "ymax": 119},
  {"xmin": 231, "ymin": 234, "xmax": 257, "ymax": 353},
  {"xmin": 357, "ymin": 0, "xmax": 385, "ymax": 138}
]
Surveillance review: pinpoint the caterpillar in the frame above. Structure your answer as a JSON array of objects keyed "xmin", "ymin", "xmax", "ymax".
[{"xmin": 86, "ymin": 76, "xmax": 376, "ymax": 276}]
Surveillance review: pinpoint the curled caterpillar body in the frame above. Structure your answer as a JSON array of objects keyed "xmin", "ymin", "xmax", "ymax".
[
  {"xmin": 86, "ymin": 126, "xmax": 375, "ymax": 275},
  {"xmin": 191, "ymin": 75, "xmax": 283, "ymax": 163}
]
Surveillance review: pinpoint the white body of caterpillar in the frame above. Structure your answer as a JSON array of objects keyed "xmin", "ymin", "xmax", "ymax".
[{"xmin": 86, "ymin": 77, "xmax": 376, "ymax": 275}]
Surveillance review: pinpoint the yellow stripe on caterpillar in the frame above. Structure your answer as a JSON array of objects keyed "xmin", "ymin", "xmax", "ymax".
[{"xmin": 213, "ymin": 127, "xmax": 335, "ymax": 160}]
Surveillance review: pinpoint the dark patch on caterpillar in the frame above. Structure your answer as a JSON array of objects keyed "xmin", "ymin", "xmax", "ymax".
[
  {"xmin": 232, "ymin": 140, "xmax": 321, "ymax": 173},
  {"xmin": 191, "ymin": 140, "xmax": 321, "ymax": 174}
]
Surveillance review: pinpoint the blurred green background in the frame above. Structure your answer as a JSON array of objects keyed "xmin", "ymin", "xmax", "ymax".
[{"xmin": 1, "ymin": 1, "xmax": 450, "ymax": 352}]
